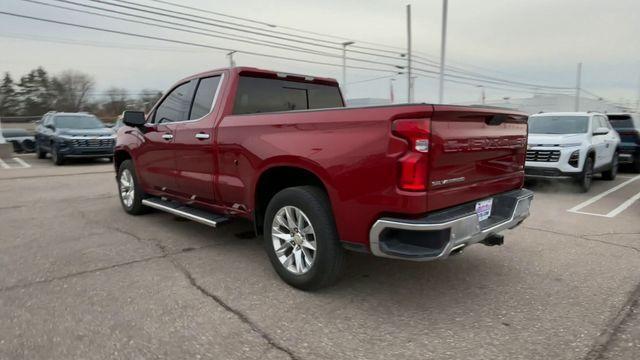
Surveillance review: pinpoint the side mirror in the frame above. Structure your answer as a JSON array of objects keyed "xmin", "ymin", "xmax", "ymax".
[
  {"xmin": 122, "ymin": 111, "xmax": 146, "ymax": 127},
  {"xmin": 45, "ymin": 124, "xmax": 55, "ymax": 130},
  {"xmin": 593, "ymin": 127, "xmax": 609, "ymax": 136}
]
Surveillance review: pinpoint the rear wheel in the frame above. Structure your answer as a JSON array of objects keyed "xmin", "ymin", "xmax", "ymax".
[
  {"xmin": 117, "ymin": 160, "xmax": 149, "ymax": 215},
  {"xmin": 602, "ymin": 152, "xmax": 618, "ymax": 180},
  {"xmin": 578, "ymin": 157, "xmax": 594, "ymax": 192},
  {"xmin": 264, "ymin": 186, "xmax": 345, "ymax": 290}
]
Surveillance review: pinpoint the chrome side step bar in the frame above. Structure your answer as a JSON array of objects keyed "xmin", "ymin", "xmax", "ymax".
[{"xmin": 142, "ymin": 197, "xmax": 229, "ymax": 228}]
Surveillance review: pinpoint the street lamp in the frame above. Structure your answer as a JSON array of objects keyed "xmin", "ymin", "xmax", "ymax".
[{"xmin": 341, "ymin": 41, "xmax": 355, "ymax": 97}]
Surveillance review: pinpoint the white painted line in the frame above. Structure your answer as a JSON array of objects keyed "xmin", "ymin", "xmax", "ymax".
[
  {"xmin": 568, "ymin": 210, "xmax": 611, "ymax": 218},
  {"xmin": 606, "ymin": 191, "xmax": 640, "ymax": 218},
  {"xmin": 12, "ymin": 157, "xmax": 31, "ymax": 168},
  {"xmin": 0, "ymin": 158, "xmax": 10, "ymax": 169},
  {"xmin": 567, "ymin": 174, "xmax": 640, "ymax": 213}
]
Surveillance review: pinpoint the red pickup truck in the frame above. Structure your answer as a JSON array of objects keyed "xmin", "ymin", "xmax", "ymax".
[{"xmin": 115, "ymin": 67, "xmax": 533, "ymax": 289}]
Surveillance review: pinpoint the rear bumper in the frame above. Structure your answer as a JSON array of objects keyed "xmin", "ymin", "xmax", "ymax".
[
  {"xmin": 369, "ymin": 189, "xmax": 533, "ymax": 261},
  {"xmin": 618, "ymin": 146, "xmax": 639, "ymax": 164}
]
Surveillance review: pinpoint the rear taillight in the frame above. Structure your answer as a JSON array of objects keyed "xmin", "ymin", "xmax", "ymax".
[{"xmin": 392, "ymin": 118, "xmax": 431, "ymax": 191}]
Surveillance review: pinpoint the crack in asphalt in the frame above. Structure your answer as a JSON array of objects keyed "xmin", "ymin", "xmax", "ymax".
[
  {"xmin": 0, "ymin": 254, "xmax": 166, "ymax": 293},
  {"xmin": 582, "ymin": 280, "xmax": 640, "ymax": 360},
  {"xmin": 109, "ymin": 225, "xmax": 298, "ymax": 359},
  {"xmin": 169, "ymin": 258, "xmax": 299, "ymax": 360},
  {"xmin": 0, "ymin": 242, "xmax": 211, "ymax": 293},
  {"xmin": 523, "ymin": 226, "xmax": 640, "ymax": 253}
]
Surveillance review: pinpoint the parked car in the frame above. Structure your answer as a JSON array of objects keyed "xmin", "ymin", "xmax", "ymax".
[
  {"xmin": 114, "ymin": 66, "xmax": 533, "ymax": 289},
  {"xmin": 35, "ymin": 112, "xmax": 116, "ymax": 165},
  {"xmin": 525, "ymin": 112, "xmax": 620, "ymax": 191},
  {"xmin": 1, "ymin": 128, "xmax": 35, "ymax": 153},
  {"xmin": 606, "ymin": 113, "xmax": 640, "ymax": 172}
]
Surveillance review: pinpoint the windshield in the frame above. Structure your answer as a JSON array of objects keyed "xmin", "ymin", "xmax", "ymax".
[
  {"xmin": 53, "ymin": 115, "xmax": 105, "ymax": 130},
  {"xmin": 528, "ymin": 116, "xmax": 589, "ymax": 134}
]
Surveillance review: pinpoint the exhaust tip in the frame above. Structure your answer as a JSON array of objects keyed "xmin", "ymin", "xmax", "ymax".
[{"xmin": 449, "ymin": 243, "xmax": 466, "ymax": 256}]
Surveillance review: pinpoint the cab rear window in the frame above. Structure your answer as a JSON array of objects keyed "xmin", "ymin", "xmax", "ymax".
[{"xmin": 233, "ymin": 76, "xmax": 343, "ymax": 115}]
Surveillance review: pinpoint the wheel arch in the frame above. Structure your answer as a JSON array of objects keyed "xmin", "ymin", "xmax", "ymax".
[
  {"xmin": 253, "ymin": 162, "xmax": 334, "ymax": 235},
  {"xmin": 114, "ymin": 149, "xmax": 133, "ymax": 172}
]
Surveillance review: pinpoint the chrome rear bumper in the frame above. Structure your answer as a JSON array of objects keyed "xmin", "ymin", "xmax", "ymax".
[{"xmin": 369, "ymin": 189, "xmax": 533, "ymax": 261}]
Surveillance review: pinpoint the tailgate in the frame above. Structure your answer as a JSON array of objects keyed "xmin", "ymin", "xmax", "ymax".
[{"xmin": 427, "ymin": 105, "xmax": 528, "ymax": 211}]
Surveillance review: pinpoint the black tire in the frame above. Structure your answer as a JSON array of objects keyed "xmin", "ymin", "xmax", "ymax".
[
  {"xmin": 632, "ymin": 157, "xmax": 640, "ymax": 173},
  {"xmin": 51, "ymin": 144, "xmax": 64, "ymax": 165},
  {"xmin": 578, "ymin": 156, "xmax": 594, "ymax": 193},
  {"xmin": 35, "ymin": 142, "xmax": 46, "ymax": 159},
  {"xmin": 117, "ymin": 159, "xmax": 149, "ymax": 215},
  {"xmin": 602, "ymin": 152, "xmax": 618, "ymax": 180},
  {"xmin": 263, "ymin": 186, "xmax": 345, "ymax": 290}
]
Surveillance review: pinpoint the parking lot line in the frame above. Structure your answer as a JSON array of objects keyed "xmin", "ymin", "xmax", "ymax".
[
  {"xmin": 12, "ymin": 157, "xmax": 31, "ymax": 168},
  {"xmin": 567, "ymin": 174, "xmax": 640, "ymax": 217},
  {"xmin": 0, "ymin": 158, "xmax": 10, "ymax": 169},
  {"xmin": 606, "ymin": 190, "xmax": 640, "ymax": 218}
]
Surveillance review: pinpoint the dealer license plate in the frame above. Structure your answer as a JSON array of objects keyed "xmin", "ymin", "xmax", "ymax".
[{"xmin": 475, "ymin": 199, "xmax": 493, "ymax": 222}]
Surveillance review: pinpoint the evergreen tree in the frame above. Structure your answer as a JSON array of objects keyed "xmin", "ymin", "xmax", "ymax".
[
  {"xmin": 0, "ymin": 72, "xmax": 20, "ymax": 116},
  {"xmin": 17, "ymin": 67, "xmax": 54, "ymax": 116}
]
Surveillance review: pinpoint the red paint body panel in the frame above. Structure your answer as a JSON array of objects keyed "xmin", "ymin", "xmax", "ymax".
[{"xmin": 116, "ymin": 67, "xmax": 528, "ymax": 247}]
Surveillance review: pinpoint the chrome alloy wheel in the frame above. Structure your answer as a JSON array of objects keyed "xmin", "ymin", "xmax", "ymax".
[
  {"xmin": 119, "ymin": 169, "xmax": 135, "ymax": 208},
  {"xmin": 271, "ymin": 206, "xmax": 317, "ymax": 275}
]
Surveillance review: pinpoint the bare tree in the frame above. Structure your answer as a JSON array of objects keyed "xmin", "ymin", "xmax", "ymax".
[
  {"xmin": 51, "ymin": 70, "xmax": 95, "ymax": 112},
  {"xmin": 102, "ymin": 87, "xmax": 131, "ymax": 116}
]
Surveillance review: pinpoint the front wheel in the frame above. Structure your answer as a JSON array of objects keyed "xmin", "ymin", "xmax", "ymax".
[
  {"xmin": 264, "ymin": 186, "xmax": 345, "ymax": 290},
  {"xmin": 51, "ymin": 144, "xmax": 64, "ymax": 165},
  {"xmin": 35, "ymin": 142, "xmax": 46, "ymax": 159},
  {"xmin": 602, "ymin": 152, "xmax": 618, "ymax": 180},
  {"xmin": 578, "ymin": 157, "xmax": 594, "ymax": 193},
  {"xmin": 117, "ymin": 160, "xmax": 149, "ymax": 215}
]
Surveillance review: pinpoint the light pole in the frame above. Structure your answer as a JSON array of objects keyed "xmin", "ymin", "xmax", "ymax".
[
  {"xmin": 341, "ymin": 41, "xmax": 355, "ymax": 98},
  {"xmin": 477, "ymin": 85, "xmax": 485, "ymax": 105},
  {"xmin": 406, "ymin": 4, "xmax": 412, "ymax": 103},
  {"xmin": 227, "ymin": 51, "xmax": 236, "ymax": 67},
  {"xmin": 438, "ymin": 0, "xmax": 448, "ymax": 104},
  {"xmin": 574, "ymin": 62, "xmax": 582, "ymax": 111}
]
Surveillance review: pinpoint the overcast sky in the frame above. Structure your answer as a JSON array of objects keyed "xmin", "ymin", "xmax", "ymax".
[{"xmin": 1, "ymin": 0, "xmax": 639, "ymax": 106}]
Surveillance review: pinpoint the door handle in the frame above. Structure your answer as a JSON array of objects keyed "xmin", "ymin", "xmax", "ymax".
[
  {"xmin": 162, "ymin": 133, "xmax": 173, "ymax": 140},
  {"xmin": 195, "ymin": 133, "xmax": 210, "ymax": 140}
]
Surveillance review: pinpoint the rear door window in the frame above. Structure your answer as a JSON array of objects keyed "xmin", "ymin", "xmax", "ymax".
[
  {"xmin": 233, "ymin": 76, "xmax": 343, "ymax": 115},
  {"xmin": 154, "ymin": 81, "xmax": 195, "ymax": 124},
  {"xmin": 189, "ymin": 76, "xmax": 222, "ymax": 120}
]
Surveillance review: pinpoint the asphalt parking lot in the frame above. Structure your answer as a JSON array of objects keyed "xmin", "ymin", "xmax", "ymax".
[{"xmin": 1, "ymin": 154, "xmax": 639, "ymax": 360}]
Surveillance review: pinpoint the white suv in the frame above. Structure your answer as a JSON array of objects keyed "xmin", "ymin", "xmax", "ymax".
[{"xmin": 525, "ymin": 112, "xmax": 620, "ymax": 192}]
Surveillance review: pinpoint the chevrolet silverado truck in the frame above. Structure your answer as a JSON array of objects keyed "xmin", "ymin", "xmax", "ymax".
[{"xmin": 114, "ymin": 67, "xmax": 533, "ymax": 290}]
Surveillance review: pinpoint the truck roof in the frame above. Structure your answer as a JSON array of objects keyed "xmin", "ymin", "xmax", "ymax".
[{"xmin": 182, "ymin": 66, "xmax": 339, "ymax": 86}]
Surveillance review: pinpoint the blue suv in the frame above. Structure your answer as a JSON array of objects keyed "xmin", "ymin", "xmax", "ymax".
[{"xmin": 35, "ymin": 112, "xmax": 116, "ymax": 165}]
